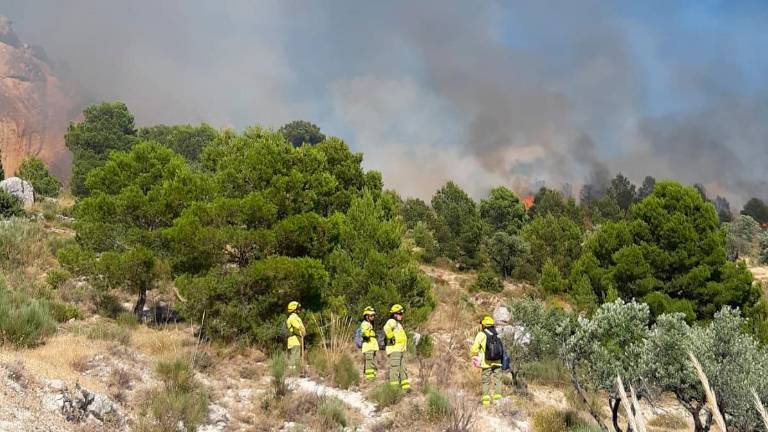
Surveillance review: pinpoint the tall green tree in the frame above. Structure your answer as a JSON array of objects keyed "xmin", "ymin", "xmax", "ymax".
[
  {"xmin": 326, "ymin": 191, "xmax": 434, "ymax": 323},
  {"xmin": 278, "ymin": 120, "xmax": 325, "ymax": 147},
  {"xmin": 15, "ymin": 157, "xmax": 62, "ymax": 198},
  {"xmin": 637, "ymin": 176, "xmax": 656, "ymax": 201},
  {"xmin": 138, "ymin": 123, "xmax": 219, "ymax": 162},
  {"xmin": 521, "ymin": 214, "xmax": 582, "ymax": 276},
  {"xmin": 65, "ymin": 102, "xmax": 137, "ymax": 197},
  {"xmin": 605, "ymin": 173, "xmax": 636, "ymax": 211},
  {"xmin": 574, "ymin": 181, "xmax": 763, "ymax": 327},
  {"xmin": 431, "ymin": 182, "xmax": 484, "ymax": 267},
  {"xmin": 479, "ymin": 186, "xmax": 526, "ymax": 234},
  {"xmin": 741, "ymin": 197, "xmax": 768, "ymax": 225}
]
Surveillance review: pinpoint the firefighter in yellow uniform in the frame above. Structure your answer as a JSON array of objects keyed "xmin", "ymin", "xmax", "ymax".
[
  {"xmin": 383, "ymin": 304, "xmax": 410, "ymax": 390},
  {"xmin": 471, "ymin": 315, "xmax": 503, "ymax": 406},
  {"xmin": 286, "ymin": 301, "xmax": 305, "ymax": 374},
  {"xmin": 360, "ymin": 307, "xmax": 379, "ymax": 381}
]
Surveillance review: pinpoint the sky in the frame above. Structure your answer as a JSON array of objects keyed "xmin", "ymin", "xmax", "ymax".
[{"xmin": 1, "ymin": 0, "xmax": 767, "ymax": 204}]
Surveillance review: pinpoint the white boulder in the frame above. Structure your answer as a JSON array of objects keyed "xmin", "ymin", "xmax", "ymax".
[{"xmin": 0, "ymin": 176, "xmax": 34, "ymax": 205}]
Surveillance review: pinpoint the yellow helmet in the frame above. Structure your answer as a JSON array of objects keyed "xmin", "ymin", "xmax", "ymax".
[
  {"xmin": 481, "ymin": 315, "xmax": 494, "ymax": 327},
  {"xmin": 287, "ymin": 301, "xmax": 301, "ymax": 313},
  {"xmin": 362, "ymin": 306, "xmax": 376, "ymax": 317},
  {"xmin": 390, "ymin": 304, "xmax": 404, "ymax": 314}
]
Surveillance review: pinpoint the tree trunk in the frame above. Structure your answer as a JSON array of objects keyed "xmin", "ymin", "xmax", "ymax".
[
  {"xmin": 610, "ymin": 397, "xmax": 627, "ymax": 432},
  {"xmin": 133, "ymin": 286, "xmax": 147, "ymax": 319},
  {"xmin": 568, "ymin": 366, "xmax": 609, "ymax": 431}
]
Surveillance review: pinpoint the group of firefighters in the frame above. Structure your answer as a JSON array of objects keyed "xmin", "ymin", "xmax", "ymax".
[{"xmin": 285, "ymin": 301, "xmax": 505, "ymax": 406}]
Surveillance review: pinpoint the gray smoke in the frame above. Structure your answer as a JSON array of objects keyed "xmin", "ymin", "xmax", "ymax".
[{"xmin": 2, "ymin": 0, "xmax": 767, "ymax": 205}]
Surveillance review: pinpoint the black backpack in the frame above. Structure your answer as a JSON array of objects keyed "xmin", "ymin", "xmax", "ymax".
[{"xmin": 484, "ymin": 328, "xmax": 504, "ymax": 361}]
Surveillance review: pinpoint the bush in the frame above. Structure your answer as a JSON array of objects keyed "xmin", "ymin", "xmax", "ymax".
[
  {"xmin": 0, "ymin": 190, "xmax": 23, "ymax": 217},
  {"xmin": 471, "ymin": 268, "xmax": 503, "ymax": 293},
  {"xmin": 368, "ymin": 383, "xmax": 403, "ymax": 409},
  {"xmin": 648, "ymin": 412, "xmax": 687, "ymax": 429},
  {"xmin": 85, "ymin": 322, "xmax": 131, "ymax": 345},
  {"xmin": 116, "ymin": 312, "xmax": 140, "ymax": 328},
  {"xmin": 48, "ymin": 302, "xmax": 82, "ymax": 322},
  {"xmin": 332, "ymin": 353, "xmax": 359, "ymax": 390},
  {"xmin": 15, "ymin": 157, "xmax": 62, "ymax": 198},
  {"xmin": 271, "ymin": 352, "xmax": 290, "ymax": 399},
  {"xmin": 426, "ymin": 388, "xmax": 452, "ymax": 420},
  {"xmin": 0, "ymin": 285, "xmax": 57, "ymax": 348},
  {"xmin": 139, "ymin": 358, "xmax": 209, "ymax": 432},
  {"xmin": 317, "ymin": 397, "xmax": 347, "ymax": 429},
  {"xmin": 531, "ymin": 408, "xmax": 585, "ymax": 432},
  {"xmin": 46, "ymin": 269, "xmax": 72, "ymax": 290},
  {"xmin": 0, "ymin": 219, "xmax": 46, "ymax": 271},
  {"xmin": 539, "ymin": 259, "xmax": 566, "ymax": 294}
]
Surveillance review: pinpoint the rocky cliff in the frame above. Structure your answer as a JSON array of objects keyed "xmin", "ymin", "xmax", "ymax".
[{"xmin": 0, "ymin": 16, "xmax": 77, "ymax": 181}]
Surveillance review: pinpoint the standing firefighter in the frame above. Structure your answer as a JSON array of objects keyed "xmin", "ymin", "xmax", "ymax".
[
  {"xmin": 286, "ymin": 301, "xmax": 305, "ymax": 374},
  {"xmin": 384, "ymin": 304, "xmax": 410, "ymax": 391},
  {"xmin": 471, "ymin": 315, "xmax": 504, "ymax": 406},
  {"xmin": 356, "ymin": 306, "xmax": 379, "ymax": 381}
]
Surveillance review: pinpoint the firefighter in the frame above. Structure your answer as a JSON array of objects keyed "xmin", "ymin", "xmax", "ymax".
[
  {"xmin": 471, "ymin": 315, "xmax": 503, "ymax": 406},
  {"xmin": 383, "ymin": 304, "xmax": 410, "ymax": 390},
  {"xmin": 286, "ymin": 301, "xmax": 305, "ymax": 374},
  {"xmin": 360, "ymin": 306, "xmax": 379, "ymax": 381}
]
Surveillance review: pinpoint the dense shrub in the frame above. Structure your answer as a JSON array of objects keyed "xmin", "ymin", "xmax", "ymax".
[
  {"xmin": 0, "ymin": 190, "xmax": 23, "ymax": 217},
  {"xmin": 368, "ymin": 383, "xmax": 403, "ymax": 409},
  {"xmin": 317, "ymin": 397, "xmax": 347, "ymax": 429},
  {"xmin": 139, "ymin": 358, "xmax": 209, "ymax": 432},
  {"xmin": 332, "ymin": 353, "xmax": 359, "ymax": 390},
  {"xmin": 426, "ymin": 388, "xmax": 452, "ymax": 420},
  {"xmin": 471, "ymin": 268, "xmax": 503, "ymax": 293},
  {"xmin": 15, "ymin": 157, "xmax": 62, "ymax": 198},
  {"xmin": 48, "ymin": 302, "xmax": 82, "ymax": 322},
  {"xmin": 0, "ymin": 284, "xmax": 57, "ymax": 348}
]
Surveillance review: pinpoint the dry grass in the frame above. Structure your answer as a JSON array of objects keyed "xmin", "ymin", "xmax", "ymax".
[
  {"xmin": 131, "ymin": 325, "xmax": 194, "ymax": 359},
  {"xmin": 648, "ymin": 412, "xmax": 688, "ymax": 430},
  {"xmin": 752, "ymin": 389, "xmax": 768, "ymax": 431},
  {"xmin": 0, "ymin": 332, "xmax": 107, "ymax": 392}
]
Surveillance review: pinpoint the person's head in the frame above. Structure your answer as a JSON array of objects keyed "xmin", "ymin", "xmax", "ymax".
[
  {"xmin": 287, "ymin": 301, "xmax": 301, "ymax": 314},
  {"xmin": 481, "ymin": 315, "xmax": 494, "ymax": 329},
  {"xmin": 390, "ymin": 304, "xmax": 404, "ymax": 321},
  {"xmin": 362, "ymin": 306, "xmax": 376, "ymax": 322}
]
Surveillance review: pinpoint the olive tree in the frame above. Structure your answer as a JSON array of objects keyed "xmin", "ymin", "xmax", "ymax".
[{"xmin": 563, "ymin": 299, "xmax": 650, "ymax": 432}]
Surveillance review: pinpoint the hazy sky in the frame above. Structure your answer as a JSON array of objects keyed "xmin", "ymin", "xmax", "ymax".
[{"xmin": 2, "ymin": 0, "xmax": 767, "ymax": 203}]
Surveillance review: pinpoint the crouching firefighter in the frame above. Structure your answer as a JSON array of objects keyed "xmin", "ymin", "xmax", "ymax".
[
  {"xmin": 471, "ymin": 315, "xmax": 504, "ymax": 406},
  {"xmin": 384, "ymin": 304, "xmax": 410, "ymax": 391},
  {"xmin": 285, "ymin": 301, "xmax": 306, "ymax": 374},
  {"xmin": 355, "ymin": 307, "xmax": 379, "ymax": 381}
]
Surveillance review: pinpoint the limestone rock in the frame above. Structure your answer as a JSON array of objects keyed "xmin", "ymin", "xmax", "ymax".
[
  {"xmin": 492, "ymin": 305, "xmax": 511, "ymax": 325},
  {"xmin": 0, "ymin": 176, "xmax": 33, "ymax": 204}
]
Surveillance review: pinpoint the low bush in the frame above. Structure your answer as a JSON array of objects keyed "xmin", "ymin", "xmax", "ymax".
[
  {"xmin": 368, "ymin": 383, "xmax": 403, "ymax": 409},
  {"xmin": 48, "ymin": 302, "xmax": 82, "ymax": 322},
  {"xmin": 138, "ymin": 358, "xmax": 208, "ymax": 432},
  {"xmin": 0, "ymin": 219, "xmax": 46, "ymax": 271},
  {"xmin": 523, "ymin": 358, "xmax": 569, "ymax": 385},
  {"xmin": 0, "ymin": 285, "xmax": 57, "ymax": 348},
  {"xmin": 271, "ymin": 352, "xmax": 290, "ymax": 399},
  {"xmin": 84, "ymin": 322, "xmax": 131, "ymax": 345},
  {"xmin": 471, "ymin": 268, "xmax": 503, "ymax": 293},
  {"xmin": 426, "ymin": 388, "xmax": 451, "ymax": 420},
  {"xmin": 117, "ymin": 312, "xmax": 140, "ymax": 328},
  {"xmin": 0, "ymin": 190, "xmax": 24, "ymax": 217},
  {"xmin": 332, "ymin": 353, "xmax": 359, "ymax": 390},
  {"xmin": 531, "ymin": 408, "xmax": 586, "ymax": 432},
  {"xmin": 317, "ymin": 397, "xmax": 347, "ymax": 429},
  {"xmin": 46, "ymin": 269, "xmax": 72, "ymax": 290}
]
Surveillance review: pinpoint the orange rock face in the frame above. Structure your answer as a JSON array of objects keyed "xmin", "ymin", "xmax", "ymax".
[{"xmin": 0, "ymin": 16, "xmax": 77, "ymax": 181}]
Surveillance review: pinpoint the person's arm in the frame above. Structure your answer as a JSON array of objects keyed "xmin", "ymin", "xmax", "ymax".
[
  {"xmin": 384, "ymin": 319, "xmax": 394, "ymax": 340},
  {"xmin": 297, "ymin": 317, "xmax": 306, "ymax": 337},
  {"xmin": 470, "ymin": 332, "xmax": 484, "ymax": 357}
]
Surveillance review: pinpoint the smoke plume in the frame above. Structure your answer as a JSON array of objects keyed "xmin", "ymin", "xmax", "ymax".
[{"xmin": 2, "ymin": 0, "xmax": 767, "ymax": 205}]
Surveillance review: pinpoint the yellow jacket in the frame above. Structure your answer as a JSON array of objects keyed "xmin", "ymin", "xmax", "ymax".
[
  {"xmin": 471, "ymin": 330, "xmax": 502, "ymax": 369},
  {"xmin": 360, "ymin": 321, "xmax": 379, "ymax": 353},
  {"xmin": 286, "ymin": 312, "xmax": 305, "ymax": 349},
  {"xmin": 383, "ymin": 318, "xmax": 407, "ymax": 354}
]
